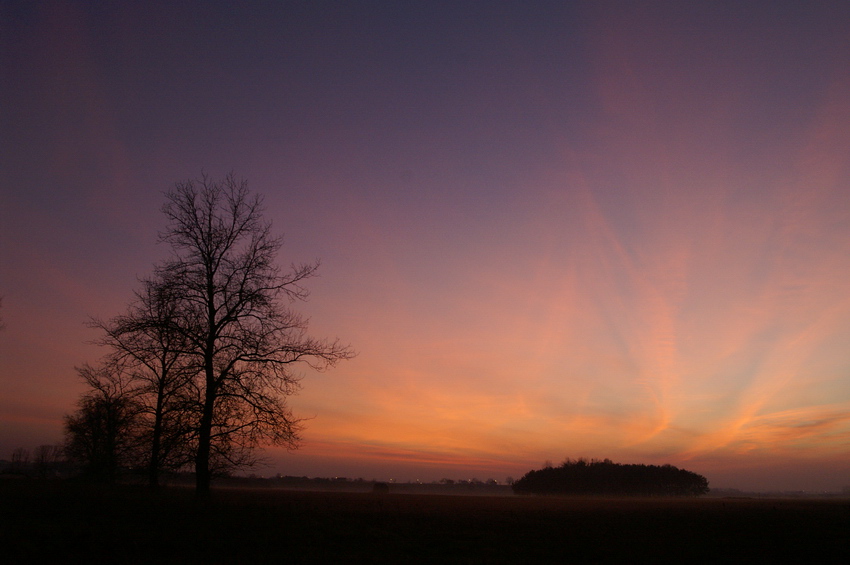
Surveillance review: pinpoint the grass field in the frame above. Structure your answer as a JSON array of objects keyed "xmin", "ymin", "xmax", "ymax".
[{"xmin": 2, "ymin": 479, "xmax": 849, "ymax": 563}]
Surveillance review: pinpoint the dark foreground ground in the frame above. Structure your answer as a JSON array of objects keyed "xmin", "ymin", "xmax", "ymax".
[{"xmin": 2, "ymin": 480, "xmax": 849, "ymax": 564}]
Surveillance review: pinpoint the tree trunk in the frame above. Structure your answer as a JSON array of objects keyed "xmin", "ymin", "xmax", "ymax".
[
  {"xmin": 148, "ymin": 382, "xmax": 165, "ymax": 488},
  {"xmin": 148, "ymin": 406, "xmax": 162, "ymax": 488},
  {"xmin": 195, "ymin": 371, "xmax": 216, "ymax": 497},
  {"xmin": 195, "ymin": 439, "xmax": 210, "ymax": 497}
]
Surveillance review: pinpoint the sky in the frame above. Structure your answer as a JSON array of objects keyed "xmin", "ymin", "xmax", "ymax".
[{"xmin": 2, "ymin": 1, "xmax": 850, "ymax": 492}]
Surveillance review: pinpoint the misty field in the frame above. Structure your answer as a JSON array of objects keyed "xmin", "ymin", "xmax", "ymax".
[{"xmin": 2, "ymin": 480, "xmax": 848, "ymax": 563}]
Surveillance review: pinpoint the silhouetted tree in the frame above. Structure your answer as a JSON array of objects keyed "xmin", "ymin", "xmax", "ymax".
[
  {"xmin": 64, "ymin": 363, "xmax": 143, "ymax": 482},
  {"xmin": 89, "ymin": 279, "xmax": 195, "ymax": 487},
  {"xmin": 10, "ymin": 447, "xmax": 30, "ymax": 474},
  {"xmin": 153, "ymin": 174, "xmax": 354, "ymax": 496}
]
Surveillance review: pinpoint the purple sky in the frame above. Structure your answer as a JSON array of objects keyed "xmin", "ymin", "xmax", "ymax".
[{"xmin": 2, "ymin": 1, "xmax": 850, "ymax": 491}]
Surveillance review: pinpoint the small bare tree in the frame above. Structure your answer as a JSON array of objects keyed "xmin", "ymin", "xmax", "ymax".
[
  {"xmin": 33, "ymin": 444, "xmax": 64, "ymax": 478},
  {"xmin": 10, "ymin": 447, "xmax": 30, "ymax": 474},
  {"xmin": 64, "ymin": 362, "xmax": 144, "ymax": 483}
]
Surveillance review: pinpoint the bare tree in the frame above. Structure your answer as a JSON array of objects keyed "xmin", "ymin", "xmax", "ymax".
[
  {"xmin": 89, "ymin": 279, "xmax": 195, "ymax": 487},
  {"xmin": 10, "ymin": 447, "xmax": 30, "ymax": 474},
  {"xmin": 64, "ymin": 362, "xmax": 144, "ymax": 483},
  {"xmin": 33, "ymin": 444, "xmax": 64, "ymax": 478},
  {"xmin": 155, "ymin": 174, "xmax": 354, "ymax": 496}
]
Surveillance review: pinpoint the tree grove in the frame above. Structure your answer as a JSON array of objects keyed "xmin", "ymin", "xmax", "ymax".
[{"xmin": 66, "ymin": 174, "xmax": 354, "ymax": 494}]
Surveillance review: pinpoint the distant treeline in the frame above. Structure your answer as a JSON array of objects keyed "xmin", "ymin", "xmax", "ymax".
[
  {"xmin": 512, "ymin": 458, "xmax": 709, "ymax": 497},
  {"xmin": 218, "ymin": 475, "xmax": 511, "ymax": 495}
]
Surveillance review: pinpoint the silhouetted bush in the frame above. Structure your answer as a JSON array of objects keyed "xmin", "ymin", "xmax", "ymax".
[
  {"xmin": 512, "ymin": 458, "xmax": 709, "ymax": 496},
  {"xmin": 372, "ymin": 482, "xmax": 390, "ymax": 494}
]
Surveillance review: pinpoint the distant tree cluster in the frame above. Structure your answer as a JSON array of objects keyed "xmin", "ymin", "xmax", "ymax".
[
  {"xmin": 512, "ymin": 458, "xmax": 710, "ymax": 497},
  {"xmin": 64, "ymin": 175, "xmax": 353, "ymax": 494}
]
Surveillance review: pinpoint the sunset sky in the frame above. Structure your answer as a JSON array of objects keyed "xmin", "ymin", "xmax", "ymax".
[{"xmin": 2, "ymin": 1, "xmax": 850, "ymax": 492}]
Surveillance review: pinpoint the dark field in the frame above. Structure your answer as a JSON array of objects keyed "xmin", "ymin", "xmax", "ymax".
[{"xmin": 2, "ymin": 480, "xmax": 849, "ymax": 564}]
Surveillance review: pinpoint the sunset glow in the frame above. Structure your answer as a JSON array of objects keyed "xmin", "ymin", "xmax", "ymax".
[{"xmin": 2, "ymin": 1, "xmax": 849, "ymax": 491}]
